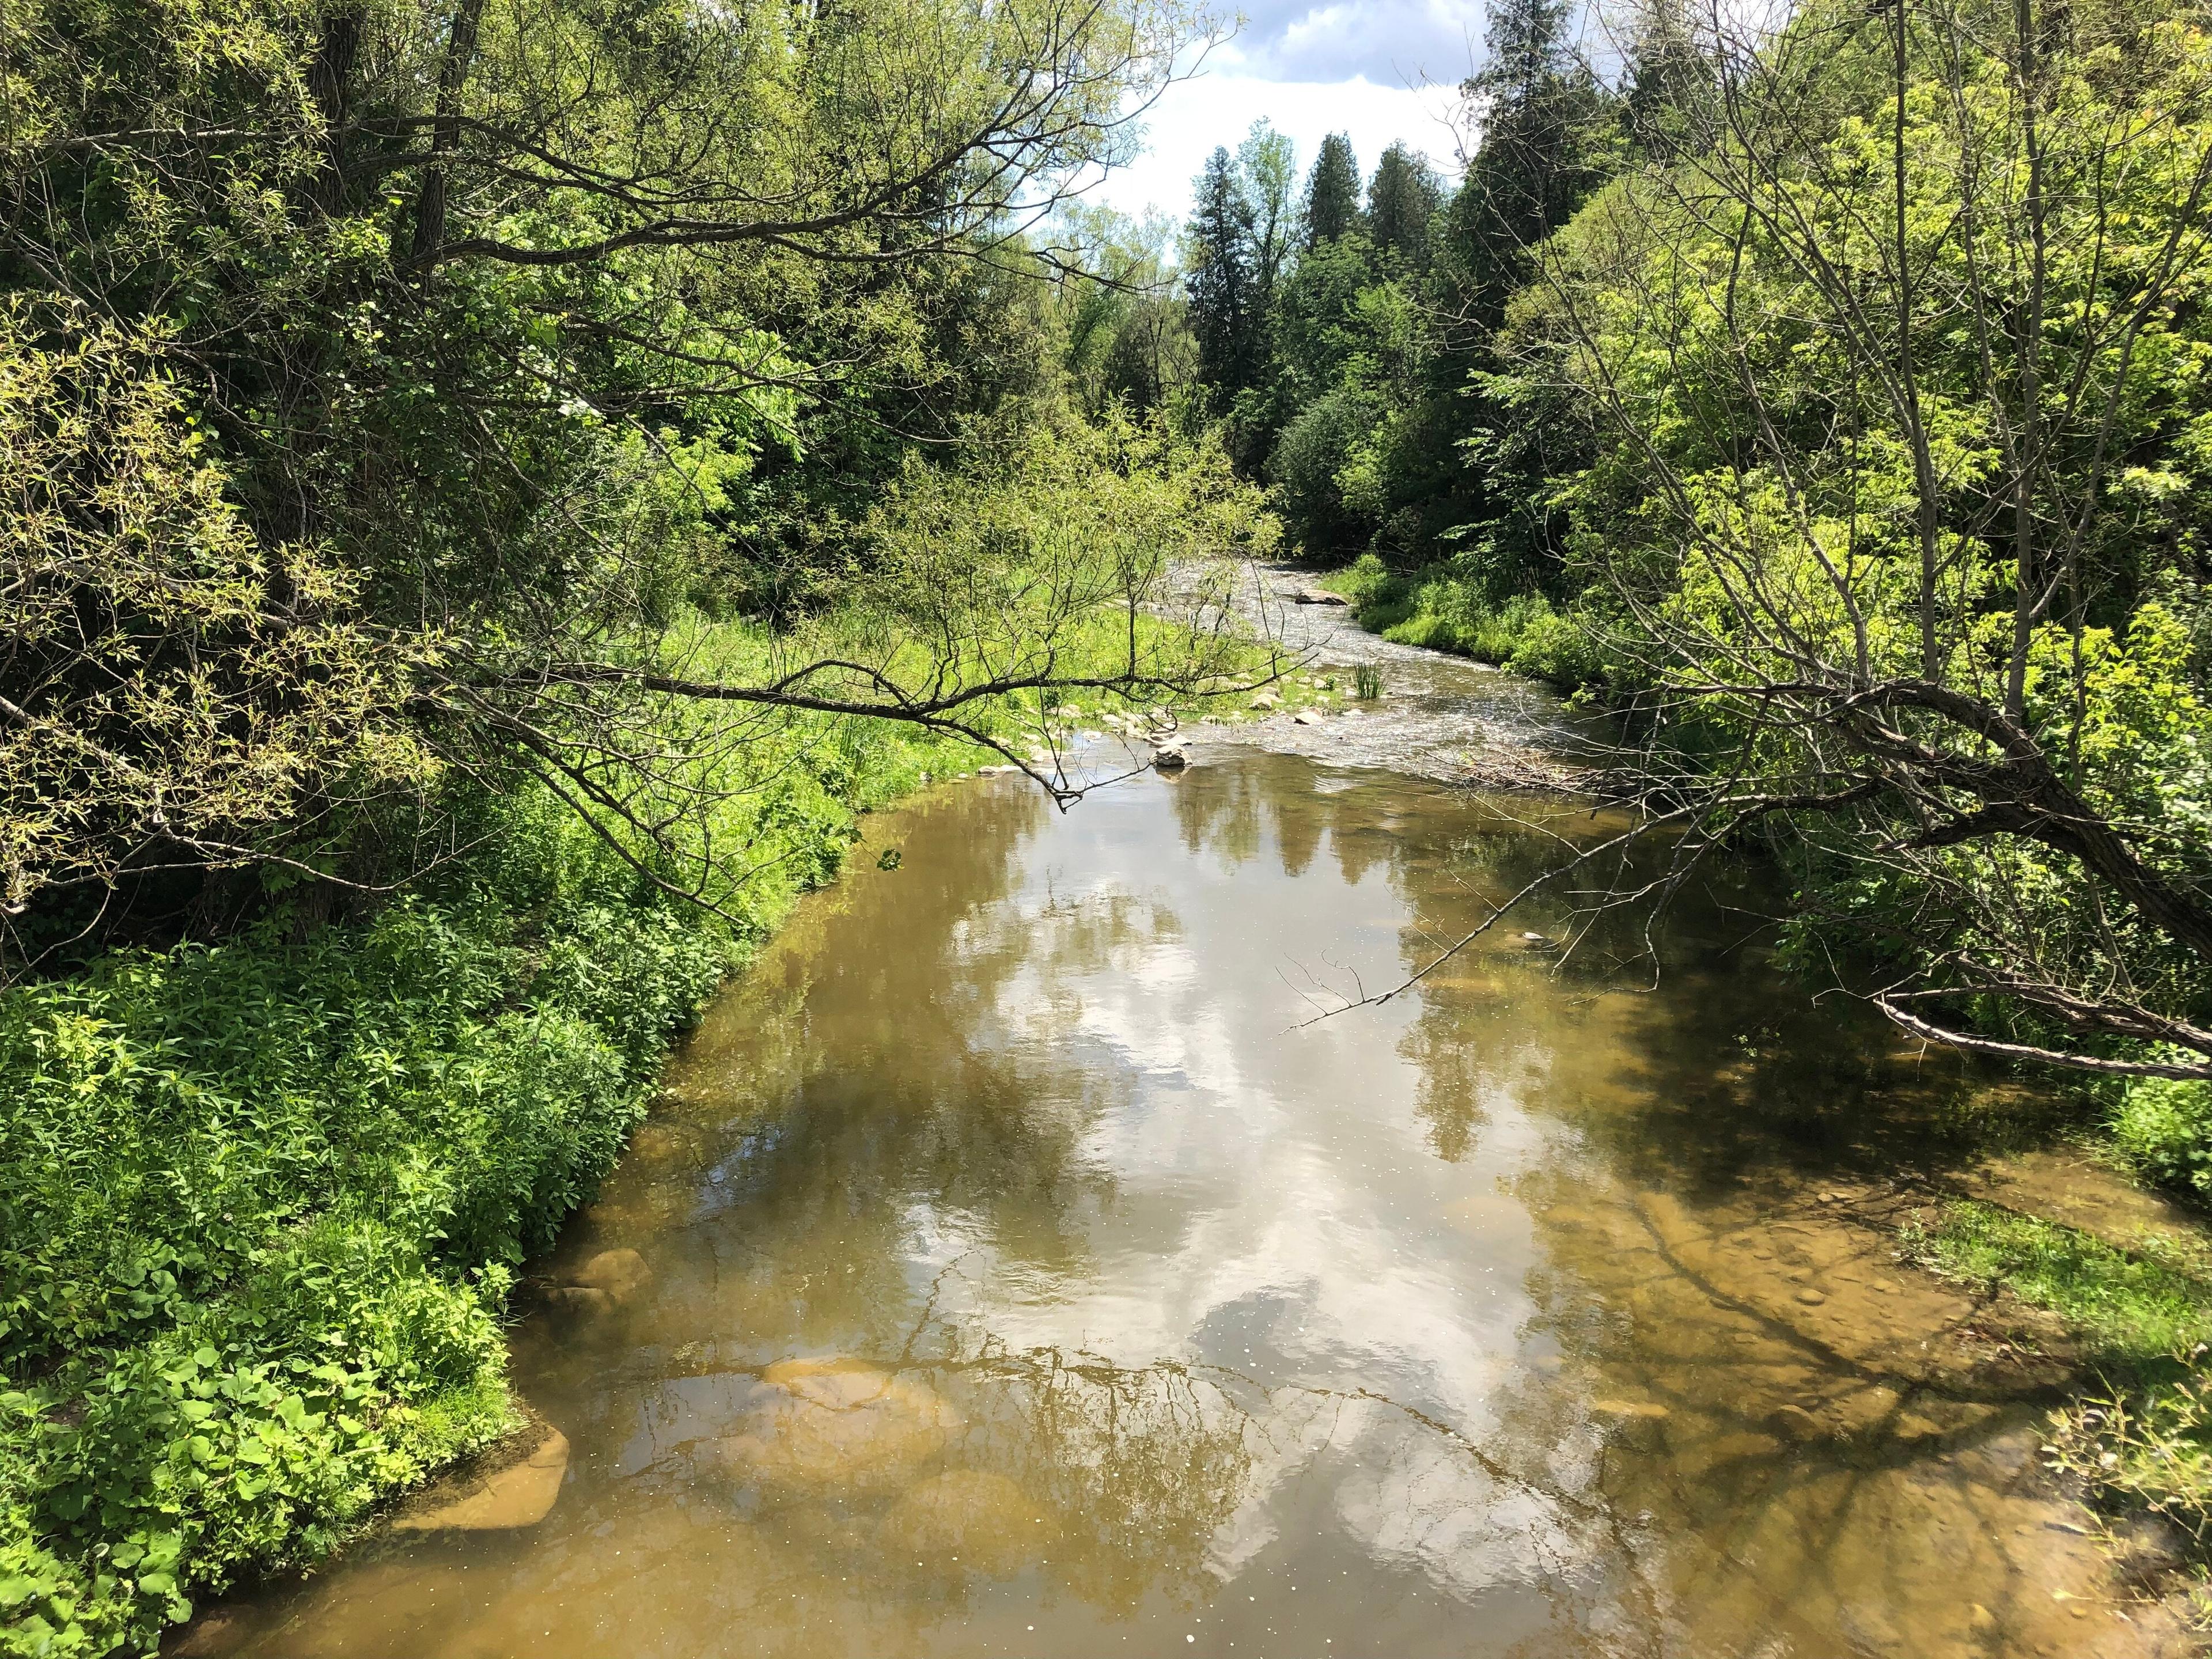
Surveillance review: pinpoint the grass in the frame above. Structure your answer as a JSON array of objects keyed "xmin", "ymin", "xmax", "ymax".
[
  {"xmin": 1319, "ymin": 554, "xmax": 1604, "ymax": 692},
  {"xmin": 1910, "ymin": 1199, "xmax": 2212, "ymax": 1551}
]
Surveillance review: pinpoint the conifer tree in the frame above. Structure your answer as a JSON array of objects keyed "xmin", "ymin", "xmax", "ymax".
[
  {"xmin": 1185, "ymin": 146, "xmax": 1262, "ymax": 407},
  {"xmin": 1442, "ymin": 0, "xmax": 1611, "ymax": 329},
  {"xmin": 1366, "ymin": 142, "xmax": 1444, "ymax": 271},
  {"xmin": 1302, "ymin": 132, "xmax": 1361, "ymax": 247}
]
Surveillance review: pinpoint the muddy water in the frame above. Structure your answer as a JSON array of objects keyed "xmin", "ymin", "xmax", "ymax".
[{"xmin": 211, "ymin": 672, "xmax": 2179, "ymax": 1657}]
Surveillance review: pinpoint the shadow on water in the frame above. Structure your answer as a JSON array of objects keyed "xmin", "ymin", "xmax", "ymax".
[{"xmin": 196, "ymin": 750, "xmax": 2181, "ymax": 1659}]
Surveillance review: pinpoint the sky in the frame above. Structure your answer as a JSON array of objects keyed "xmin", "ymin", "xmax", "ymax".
[{"xmin": 1083, "ymin": 2, "xmax": 1490, "ymax": 225}]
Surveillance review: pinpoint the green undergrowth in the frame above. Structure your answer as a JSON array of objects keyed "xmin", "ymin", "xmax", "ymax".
[
  {"xmin": 1910, "ymin": 1198, "xmax": 2212, "ymax": 1554},
  {"xmin": 0, "ymin": 613, "xmax": 1270, "ymax": 1656},
  {"xmin": 0, "ymin": 764, "xmax": 854, "ymax": 1656},
  {"xmin": 1321, "ymin": 554, "xmax": 1606, "ymax": 691}
]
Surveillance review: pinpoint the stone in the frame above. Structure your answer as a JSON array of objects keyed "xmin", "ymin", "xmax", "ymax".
[
  {"xmin": 1291, "ymin": 711, "xmax": 1317, "ymax": 725},
  {"xmin": 705, "ymin": 1358, "xmax": 959, "ymax": 1497},
  {"xmin": 1767, "ymin": 1403, "xmax": 1826, "ymax": 1443},
  {"xmin": 1249, "ymin": 691, "xmax": 1282, "ymax": 711},
  {"xmin": 572, "ymin": 1248, "xmax": 650, "ymax": 1303},
  {"xmin": 395, "ymin": 1427, "xmax": 569, "ymax": 1531},
  {"xmin": 1590, "ymin": 1397, "xmax": 1672, "ymax": 1448},
  {"xmin": 1152, "ymin": 743, "xmax": 1190, "ymax": 772},
  {"xmin": 1795, "ymin": 1287, "xmax": 1828, "ymax": 1305},
  {"xmin": 1293, "ymin": 586, "xmax": 1350, "ymax": 607},
  {"xmin": 877, "ymin": 1469, "xmax": 1059, "ymax": 1574},
  {"xmin": 546, "ymin": 1285, "xmax": 615, "ymax": 1318}
]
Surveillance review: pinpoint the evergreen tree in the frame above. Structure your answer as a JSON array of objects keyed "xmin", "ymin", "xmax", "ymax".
[
  {"xmin": 1366, "ymin": 143, "xmax": 1444, "ymax": 271},
  {"xmin": 1303, "ymin": 132, "xmax": 1361, "ymax": 247},
  {"xmin": 1442, "ymin": 0, "xmax": 1612, "ymax": 331},
  {"xmin": 1185, "ymin": 146, "xmax": 1262, "ymax": 408},
  {"xmin": 1621, "ymin": 0, "xmax": 1715, "ymax": 162}
]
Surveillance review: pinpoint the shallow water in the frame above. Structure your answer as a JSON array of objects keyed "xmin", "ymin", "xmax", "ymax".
[{"xmin": 211, "ymin": 718, "xmax": 2171, "ymax": 1656}]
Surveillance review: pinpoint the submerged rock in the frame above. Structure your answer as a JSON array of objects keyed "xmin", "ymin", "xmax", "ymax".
[
  {"xmin": 395, "ymin": 1427, "xmax": 569, "ymax": 1532},
  {"xmin": 573, "ymin": 1248, "xmax": 650, "ymax": 1302},
  {"xmin": 1766, "ymin": 1403, "xmax": 1826, "ymax": 1444},
  {"xmin": 1590, "ymin": 1398, "xmax": 1672, "ymax": 1447},
  {"xmin": 546, "ymin": 1285, "xmax": 615, "ymax": 1318},
  {"xmin": 705, "ymin": 1358, "xmax": 959, "ymax": 1496}
]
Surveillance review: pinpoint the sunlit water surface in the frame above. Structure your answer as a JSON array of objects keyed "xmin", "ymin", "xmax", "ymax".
[{"xmin": 213, "ymin": 741, "xmax": 2157, "ymax": 1659}]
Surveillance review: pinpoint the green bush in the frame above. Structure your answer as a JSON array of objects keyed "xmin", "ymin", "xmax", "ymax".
[
  {"xmin": 0, "ymin": 795, "xmax": 744, "ymax": 1656},
  {"xmin": 1268, "ymin": 388, "xmax": 1382, "ymax": 554},
  {"xmin": 1325, "ymin": 559, "xmax": 1608, "ymax": 694},
  {"xmin": 2114, "ymin": 1077, "xmax": 2212, "ymax": 1199},
  {"xmin": 1914, "ymin": 1199, "xmax": 2212, "ymax": 1548}
]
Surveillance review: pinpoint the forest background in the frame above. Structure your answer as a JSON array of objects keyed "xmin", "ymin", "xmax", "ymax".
[{"xmin": 6, "ymin": 0, "xmax": 2212, "ymax": 1652}]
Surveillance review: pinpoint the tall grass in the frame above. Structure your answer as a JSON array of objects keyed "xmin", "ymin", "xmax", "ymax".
[{"xmin": 1325, "ymin": 554, "xmax": 1604, "ymax": 691}]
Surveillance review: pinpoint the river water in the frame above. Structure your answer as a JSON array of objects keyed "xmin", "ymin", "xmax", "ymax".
[{"xmin": 207, "ymin": 574, "xmax": 2175, "ymax": 1658}]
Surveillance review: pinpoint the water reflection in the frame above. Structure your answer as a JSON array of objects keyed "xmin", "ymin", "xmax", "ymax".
[{"xmin": 211, "ymin": 754, "xmax": 2166, "ymax": 1658}]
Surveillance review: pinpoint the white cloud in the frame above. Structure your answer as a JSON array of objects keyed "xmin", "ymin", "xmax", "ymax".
[
  {"xmin": 1085, "ymin": 70, "xmax": 1467, "ymax": 225},
  {"xmin": 1222, "ymin": 0, "xmax": 1488, "ymax": 85}
]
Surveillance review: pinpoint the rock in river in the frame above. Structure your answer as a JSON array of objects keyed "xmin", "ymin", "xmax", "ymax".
[
  {"xmin": 395, "ymin": 1427, "xmax": 569, "ymax": 1531},
  {"xmin": 704, "ymin": 1358, "xmax": 959, "ymax": 1496},
  {"xmin": 572, "ymin": 1247, "xmax": 650, "ymax": 1302}
]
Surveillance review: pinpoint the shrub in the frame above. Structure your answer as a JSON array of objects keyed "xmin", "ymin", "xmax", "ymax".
[
  {"xmin": 0, "ymin": 800, "xmax": 740, "ymax": 1655},
  {"xmin": 2114, "ymin": 1077, "xmax": 2212, "ymax": 1199},
  {"xmin": 1268, "ymin": 388, "xmax": 1382, "ymax": 554}
]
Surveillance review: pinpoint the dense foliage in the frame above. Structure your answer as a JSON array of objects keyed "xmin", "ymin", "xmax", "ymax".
[
  {"xmin": 1187, "ymin": 0, "xmax": 2212, "ymax": 1085},
  {"xmin": 0, "ymin": 0, "xmax": 1290, "ymax": 1649},
  {"xmin": 0, "ymin": 0, "xmax": 1249, "ymax": 961}
]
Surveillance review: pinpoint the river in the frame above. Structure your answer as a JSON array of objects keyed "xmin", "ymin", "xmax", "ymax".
[{"xmin": 199, "ymin": 567, "xmax": 2179, "ymax": 1658}]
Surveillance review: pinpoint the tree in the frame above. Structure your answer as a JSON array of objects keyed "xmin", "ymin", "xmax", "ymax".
[
  {"xmin": 1184, "ymin": 147, "xmax": 1263, "ymax": 410},
  {"xmin": 1442, "ymin": 0, "xmax": 1613, "ymax": 330},
  {"xmin": 1304, "ymin": 133, "xmax": 1362, "ymax": 247},
  {"xmin": 1503, "ymin": 0, "xmax": 2212, "ymax": 1078},
  {"xmin": 1366, "ymin": 143, "xmax": 1445, "ymax": 271},
  {"xmin": 0, "ymin": 0, "xmax": 1249, "ymax": 961},
  {"xmin": 1619, "ymin": 0, "xmax": 1717, "ymax": 161},
  {"xmin": 1237, "ymin": 121, "xmax": 1300, "ymax": 298}
]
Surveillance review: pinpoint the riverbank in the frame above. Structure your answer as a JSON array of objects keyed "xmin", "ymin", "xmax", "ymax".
[
  {"xmin": 1301, "ymin": 553, "xmax": 2212, "ymax": 1622},
  {"xmin": 0, "ymin": 720, "xmax": 934, "ymax": 1657},
  {"xmin": 180, "ymin": 734, "xmax": 2202, "ymax": 1658},
  {"xmin": 0, "ymin": 596, "xmax": 1298, "ymax": 1658}
]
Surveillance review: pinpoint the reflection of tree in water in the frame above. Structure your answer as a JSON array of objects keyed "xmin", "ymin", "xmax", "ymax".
[
  {"xmin": 929, "ymin": 1349, "xmax": 1255, "ymax": 1605},
  {"xmin": 1363, "ymin": 785, "xmax": 2068, "ymax": 1185},
  {"xmin": 1167, "ymin": 760, "xmax": 1273, "ymax": 869},
  {"xmin": 520, "ymin": 778, "xmax": 1143, "ymax": 1399}
]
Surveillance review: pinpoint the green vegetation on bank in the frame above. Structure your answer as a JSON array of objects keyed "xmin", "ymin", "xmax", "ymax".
[
  {"xmin": 1913, "ymin": 1198, "xmax": 2212, "ymax": 1548},
  {"xmin": 0, "ymin": 536, "xmax": 1279, "ymax": 1656},
  {"xmin": 1324, "ymin": 555, "xmax": 1601, "ymax": 692},
  {"xmin": 1178, "ymin": 0, "xmax": 2212, "ymax": 1566}
]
